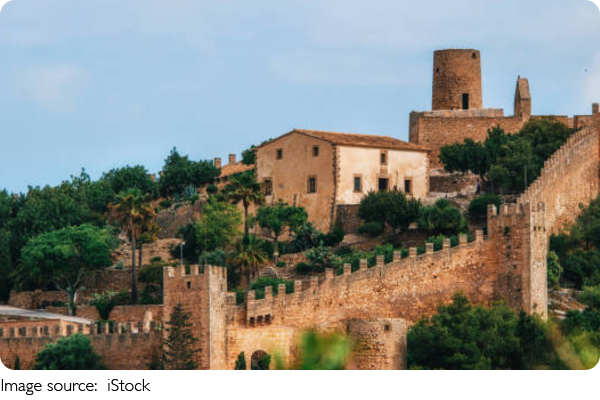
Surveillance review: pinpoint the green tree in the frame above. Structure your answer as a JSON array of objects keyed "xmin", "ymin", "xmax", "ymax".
[
  {"xmin": 101, "ymin": 165, "xmax": 158, "ymax": 198},
  {"xmin": 109, "ymin": 189, "xmax": 156, "ymax": 304},
  {"xmin": 257, "ymin": 200, "xmax": 308, "ymax": 249},
  {"xmin": 234, "ymin": 352, "xmax": 247, "ymax": 370},
  {"xmin": 468, "ymin": 194, "xmax": 502, "ymax": 220},
  {"xmin": 159, "ymin": 148, "xmax": 219, "ymax": 198},
  {"xmin": 547, "ymin": 251, "xmax": 563, "ymax": 290},
  {"xmin": 292, "ymin": 331, "xmax": 350, "ymax": 370},
  {"xmin": 18, "ymin": 224, "xmax": 116, "ymax": 316},
  {"xmin": 34, "ymin": 334, "xmax": 105, "ymax": 370},
  {"xmin": 418, "ymin": 199, "xmax": 467, "ymax": 236},
  {"xmin": 223, "ymin": 171, "xmax": 264, "ymax": 238},
  {"xmin": 13, "ymin": 356, "xmax": 20, "ymax": 370},
  {"xmin": 229, "ymin": 236, "xmax": 268, "ymax": 288},
  {"xmin": 90, "ymin": 291, "xmax": 118, "ymax": 320},
  {"xmin": 241, "ymin": 146, "xmax": 256, "ymax": 165},
  {"xmin": 407, "ymin": 293, "xmax": 564, "ymax": 370},
  {"xmin": 158, "ymin": 303, "xmax": 201, "ymax": 370},
  {"xmin": 0, "ymin": 228, "xmax": 12, "ymax": 302},
  {"xmin": 196, "ymin": 197, "xmax": 243, "ymax": 253},
  {"xmin": 358, "ymin": 190, "xmax": 421, "ymax": 232}
]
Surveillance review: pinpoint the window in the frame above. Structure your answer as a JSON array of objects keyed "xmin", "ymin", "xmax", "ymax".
[
  {"xmin": 186, "ymin": 281, "xmax": 191, "ymax": 289},
  {"xmin": 276, "ymin": 149, "xmax": 283, "ymax": 159},
  {"xmin": 436, "ymin": 68, "xmax": 440, "ymax": 73},
  {"xmin": 264, "ymin": 179, "xmax": 273, "ymax": 196},
  {"xmin": 307, "ymin": 176, "xmax": 317, "ymax": 194},
  {"xmin": 472, "ymin": 52, "xmax": 477, "ymax": 59},
  {"xmin": 354, "ymin": 176, "xmax": 362, "ymax": 192},
  {"xmin": 462, "ymin": 93, "xmax": 469, "ymax": 110},
  {"xmin": 404, "ymin": 179, "xmax": 412, "ymax": 194},
  {"xmin": 384, "ymin": 324, "xmax": 390, "ymax": 332},
  {"xmin": 378, "ymin": 178, "xmax": 388, "ymax": 192},
  {"xmin": 265, "ymin": 315, "xmax": 271, "ymax": 324},
  {"xmin": 313, "ymin": 146, "xmax": 319, "ymax": 157},
  {"xmin": 380, "ymin": 152, "xmax": 387, "ymax": 164}
]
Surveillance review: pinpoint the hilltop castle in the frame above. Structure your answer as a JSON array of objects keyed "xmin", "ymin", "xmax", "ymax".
[{"xmin": 1, "ymin": 49, "xmax": 599, "ymax": 370}]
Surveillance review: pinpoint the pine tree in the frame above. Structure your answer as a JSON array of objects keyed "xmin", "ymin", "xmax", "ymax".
[
  {"xmin": 234, "ymin": 352, "xmax": 246, "ymax": 370},
  {"xmin": 159, "ymin": 303, "xmax": 201, "ymax": 370},
  {"xmin": 13, "ymin": 356, "xmax": 20, "ymax": 370}
]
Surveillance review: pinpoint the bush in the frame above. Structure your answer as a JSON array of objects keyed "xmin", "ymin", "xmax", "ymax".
[
  {"xmin": 305, "ymin": 244, "xmax": 342, "ymax": 273},
  {"xmin": 34, "ymin": 334, "xmax": 105, "ymax": 370},
  {"xmin": 295, "ymin": 262, "xmax": 311, "ymax": 275},
  {"xmin": 150, "ymin": 256, "xmax": 163, "ymax": 263},
  {"xmin": 468, "ymin": 195, "xmax": 502, "ymax": 220},
  {"xmin": 235, "ymin": 352, "xmax": 247, "ymax": 370},
  {"xmin": 286, "ymin": 222, "xmax": 323, "ymax": 253},
  {"xmin": 358, "ymin": 221, "xmax": 384, "ymax": 237},
  {"xmin": 159, "ymin": 199, "xmax": 173, "ymax": 209},
  {"xmin": 418, "ymin": 200, "xmax": 467, "ymax": 236},
  {"xmin": 206, "ymin": 184, "xmax": 218, "ymax": 195},
  {"xmin": 358, "ymin": 190, "xmax": 421, "ymax": 232},
  {"xmin": 276, "ymin": 261, "xmax": 286, "ymax": 268},
  {"xmin": 547, "ymin": 251, "xmax": 563, "ymax": 290},
  {"xmin": 89, "ymin": 291, "xmax": 117, "ymax": 321},
  {"xmin": 319, "ymin": 221, "xmax": 345, "ymax": 246}
]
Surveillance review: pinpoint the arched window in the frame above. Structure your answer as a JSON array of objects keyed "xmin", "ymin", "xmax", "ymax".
[{"xmin": 250, "ymin": 350, "xmax": 271, "ymax": 370}]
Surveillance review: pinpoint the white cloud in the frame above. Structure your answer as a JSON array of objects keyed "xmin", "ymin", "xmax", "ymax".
[{"xmin": 8, "ymin": 64, "xmax": 91, "ymax": 112}]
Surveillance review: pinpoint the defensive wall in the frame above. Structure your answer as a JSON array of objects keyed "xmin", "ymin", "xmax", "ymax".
[
  {"xmin": 517, "ymin": 119, "xmax": 600, "ymax": 236},
  {"xmin": 0, "ymin": 319, "xmax": 160, "ymax": 370}
]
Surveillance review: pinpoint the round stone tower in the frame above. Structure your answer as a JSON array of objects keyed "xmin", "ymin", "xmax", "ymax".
[{"xmin": 432, "ymin": 49, "xmax": 482, "ymax": 111}]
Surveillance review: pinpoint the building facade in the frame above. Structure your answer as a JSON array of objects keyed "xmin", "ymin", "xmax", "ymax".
[{"xmin": 255, "ymin": 129, "xmax": 430, "ymax": 232}]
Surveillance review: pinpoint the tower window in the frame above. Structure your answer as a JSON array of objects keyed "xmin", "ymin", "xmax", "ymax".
[
  {"xmin": 313, "ymin": 146, "xmax": 319, "ymax": 157},
  {"xmin": 462, "ymin": 93, "xmax": 469, "ymax": 110},
  {"xmin": 354, "ymin": 176, "xmax": 362, "ymax": 192},
  {"xmin": 472, "ymin": 52, "xmax": 477, "ymax": 59},
  {"xmin": 263, "ymin": 179, "xmax": 273, "ymax": 196},
  {"xmin": 276, "ymin": 149, "xmax": 283, "ymax": 159},
  {"xmin": 307, "ymin": 177, "xmax": 317, "ymax": 194},
  {"xmin": 436, "ymin": 68, "xmax": 440, "ymax": 73}
]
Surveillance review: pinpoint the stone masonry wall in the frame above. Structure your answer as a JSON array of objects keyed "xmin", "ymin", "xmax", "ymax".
[
  {"xmin": 0, "ymin": 320, "xmax": 160, "ymax": 370},
  {"xmin": 518, "ymin": 119, "xmax": 600, "ymax": 236}
]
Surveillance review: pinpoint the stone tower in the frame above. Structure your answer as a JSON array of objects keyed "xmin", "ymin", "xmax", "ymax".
[{"xmin": 432, "ymin": 49, "xmax": 483, "ymax": 110}]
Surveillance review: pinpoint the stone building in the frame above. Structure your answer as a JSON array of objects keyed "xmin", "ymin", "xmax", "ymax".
[
  {"xmin": 254, "ymin": 129, "xmax": 430, "ymax": 232},
  {"xmin": 410, "ymin": 49, "xmax": 600, "ymax": 168}
]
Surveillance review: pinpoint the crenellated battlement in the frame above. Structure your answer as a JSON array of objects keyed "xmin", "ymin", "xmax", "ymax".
[
  {"xmin": 0, "ymin": 319, "xmax": 159, "ymax": 340},
  {"xmin": 242, "ymin": 232, "xmax": 485, "ymax": 327},
  {"xmin": 517, "ymin": 119, "xmax": 600, "ymax": 236}
]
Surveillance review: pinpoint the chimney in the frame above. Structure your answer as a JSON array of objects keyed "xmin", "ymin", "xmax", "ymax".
[
  {"xmin": 593, "ymin": 103, "xmax": 599, "ymax": 115},
  {"xmin": 228, "ymin": 154, "xmax": 236, "ymax": 164},
  {"xmin": 214, "ymin": 157, "xmax": 222, "ymax": 169}
]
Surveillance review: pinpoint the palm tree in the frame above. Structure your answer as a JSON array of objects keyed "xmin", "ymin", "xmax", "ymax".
[
  {"xmin": 109, "ymin": 189, "xmax": 156, "ymax": 304},
  {"xmin": 223, "ymin": 171, "xmax": 264, "ymax": 238},
  {"xmin": 229, "ymin": 236, "xmax": 268, "ymax": 289}
]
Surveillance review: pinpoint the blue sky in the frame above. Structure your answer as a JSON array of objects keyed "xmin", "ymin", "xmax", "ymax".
[{"xmin": 0, "ymin": 0, "xmax": 599, "ymax": 193}]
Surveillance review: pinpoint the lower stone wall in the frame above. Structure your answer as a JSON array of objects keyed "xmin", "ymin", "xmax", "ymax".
[
  {"xmin": 0, "ymin": 331, "xmax": 161, "ymax": 370},
  {"xmin": 336, "ymin": 204, "xmax": 363, "ymax": 233},
  {"xmin": 45, "ymin": 305, "xmax": 163, "ymax": 324}
]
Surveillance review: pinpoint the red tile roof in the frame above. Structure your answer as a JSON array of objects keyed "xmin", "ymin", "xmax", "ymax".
[{"xmin": 259, "ymin": 129, "xmax": 430, "ymax": 152}]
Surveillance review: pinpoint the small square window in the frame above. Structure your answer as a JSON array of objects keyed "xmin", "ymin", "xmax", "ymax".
[
  {"xmin": 264, "ymin": 179, "xmax": 273, "ymax": 196},
  {"xmin": 354, "ymin": 176, "xmax": 362, "ymax": 192},
  {"xmin": 380, "ymin": 152, "xmax": 387, "ymax": 164},
  {"xmin": 265, "ymin": 315, "xmax": 271, "ymax": 324},
  {"xmin": 472, "ymin": 52, "xmax": 477, "ymax": 59},
  {"xmin": 186, "ymin": 281, "xmax": 191, "ymax": 289},
  {"xmin": 276, "ymin": 149, "xmax": 283, "ymax": 160},
  {"xmin": 313, "ymin": 146, "xmax": 319, "ymax": 157},
  {"xmin": 384, "ymin": 324, "xmax": 390, "ymax": 332},
  {"xmin": 307, "ymin": 177, "xmax": 317, "ymax": 194},
  {"xmin": 404, "ymin": 179, "xmax": 412, "ymax": 194}
]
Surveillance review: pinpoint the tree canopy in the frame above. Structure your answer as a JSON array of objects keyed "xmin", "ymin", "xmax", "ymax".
[
  {"xmin": 159, "ymin": 147, "xmax": 220, "ymax": 198},
  {"xmin": 17, "ymin": 224, "xmax": 117, "ymax": 315},
  {"xmin": 34, "ymin": 334, "xmax": 105, "ymax": 370},
  {"xmin": 358, "ymin": 190, "xmax": 421, "ymax": 232},
  {"xmin": 257, "ymin": 200, "xmax": 308, "ymax": 247}
]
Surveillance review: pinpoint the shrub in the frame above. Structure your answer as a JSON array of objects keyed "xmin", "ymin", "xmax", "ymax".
[
  {"xmin": 358, "ymin": 190, "xmax": 421, "ymax": 232},
  {"xmin": 295, "ymin": 262, "xmax": 311, "ymax": 275},
  {"xmin": 418, "ymin": 200, "xmax": 467, "ymax": 236},
  {"xmin": 358, "ymin": 221, "xmax": 384, "ymax": 237},
  {"xmin": 468, "ymin": 194, "xmax": 502, "ymax": 220},
  {"xmin": 305, "ymin": 243, "xmax": 342, "ymax": 273},
  {"xmin": 234, "ymin": 287, "xmax": 246, "ymax": 305},
  {"xmin": 89, "ymin": 291, "xmax": 117, "ymax": 321},
  {"xmin": 206, "ymin": 184, "xmax": 218, "ymax": 195},
  {"xmin": 319, "ymin": 221, "xmax": 345, "ymax": 246},
  {"xmin": 138, "ymin": 263, "xmax": 165, "ymax": 285},
  {"xmin": 235, "ymin": 352, "xmax": 247, "ymax": 370},
  {"xmin": 34, "ymin": 334, "xmax": 105, "ymax": 370},
  {"xmin": 547, "ymin": 251, "xmax": 563, "ymax": 290},
  {"xmin": 276, "ymin": 261, "xmax": 286, "ymax": 268},
  {"xmin": 286, "ymin": 222, "xmax": 323, "ymax": 253},
  {"xmin": 159, "ymin": 199, "xmax": 173, "ymax": 209},
  {"xmin": 150, "ymin": 256, "xmax": 163, "ymax": 263}
]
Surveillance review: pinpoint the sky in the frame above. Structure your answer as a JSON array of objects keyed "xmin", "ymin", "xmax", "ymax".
[{"xmin": 0, "ymin": 0, "xmax": 599, "ymax": 193}]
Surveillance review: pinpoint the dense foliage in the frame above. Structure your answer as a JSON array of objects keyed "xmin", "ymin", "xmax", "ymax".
[
  {"xmin": 257, "ymin": 200, "xmax": 307, "ymax": 247},
  {"xmin": 407, "ymin": 294, "xmax": 565, "ymax": 369},
  {"xmin": 358, "ymin": 190, "xmax": 421, "ymax": 232},
  {"xmin": 159, "ymin": 147, "xmax": 219, "ymax": 198},
  {"xmin": 154, "ymin": 303, "xmax": 201, "ymax": 370},
  {"xmin": 549, "ymin": 196, "xmax": 600, "ymax": 288},
  {"xmin": 17, "ymin": 224, "xmax": 117, "ymax": 315},
  {"xmin": 34, "ymin": 334, "xmax": 105, "ymax": 370},
  {"xmin": 440, "ymin": 120, "xmax": 574, "ymax": 193},
  {"xmin": 468, "ymin": 194, "xmax": 502, "ymax": 220},
  {"xmin": 417, "ymin": 199, "xmax": 467, "ymax": 236}
]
